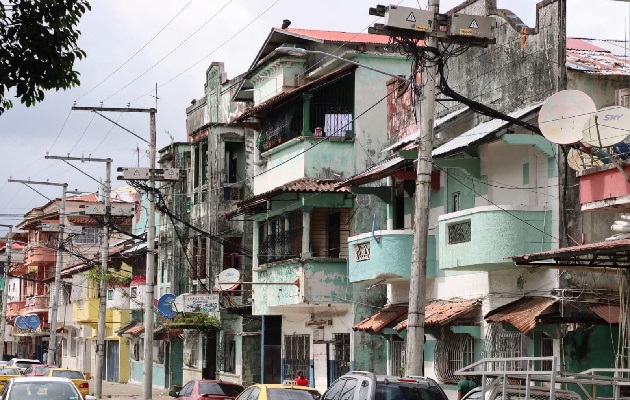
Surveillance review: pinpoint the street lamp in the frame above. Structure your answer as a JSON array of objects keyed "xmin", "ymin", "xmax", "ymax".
[{"xmin": 275, "ymin": 46, "xmax": 407, "ymax": 82}]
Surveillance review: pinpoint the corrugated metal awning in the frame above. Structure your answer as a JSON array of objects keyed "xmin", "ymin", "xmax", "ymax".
[
  {"xmin": 485, "ymin": 297, "xmax": 557, "ymax": 334},
  {"xmin": 336, "ymin": 156, "xmax": 408, "ymax": 188},
  {"xmin": 512, "ymin": 239, "xmax": 630, "ymax": 269},
  {"xmin": 590, "ymin": 304, "xmax": 620, "ymax": 324}
]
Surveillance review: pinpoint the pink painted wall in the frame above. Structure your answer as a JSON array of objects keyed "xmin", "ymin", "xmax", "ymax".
[{"xmin": 579, "ymin": 165, "xmax": 630, "ymax": 204}]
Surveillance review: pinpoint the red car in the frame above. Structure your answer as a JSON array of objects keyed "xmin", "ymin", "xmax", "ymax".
[
  {"xmin": 22, "ymin": 364, "xmax": 56, "ymax": 377},
  {"xmin": 169, "ymin": 380, "xmax": 244, "ymax": 400}
]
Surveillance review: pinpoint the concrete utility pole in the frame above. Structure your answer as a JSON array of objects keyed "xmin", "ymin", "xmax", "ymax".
[
  {"xmin": 0, "ymin": 225, "xmax": 13, "ymax": 360},
  {"xmin": 45, "ymin": 155, "xmax": 112, "ymax": 398},
  {"xmin": 9, "ymin": 179, "xmax": 67, "ymax": 366},
  {"xmin": 72, "ymin": 105, "xmax": 157, "ymax": 400}
]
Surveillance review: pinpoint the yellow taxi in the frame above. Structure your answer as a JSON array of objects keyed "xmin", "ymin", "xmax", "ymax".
[
  {"xmin": 46, "ymin": 368, "xmax": 89, "ymax": 397},
  {"xmin": 235, "ymin": 382, "xmax": 320, "ymax": 400},
  {"xmin": 0, "ymin": 366, "xmax": 21, "ymax": 390}
]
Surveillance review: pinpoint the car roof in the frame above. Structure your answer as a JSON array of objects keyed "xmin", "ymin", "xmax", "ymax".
[
  {"xmin": 48, "ymin": 368, "xmax": 82, "ymax": 372},
  {"xmin": 12, "ymin": 377, "xmax": 75, "ymax": 383},
  {"xmin": 252, "ymin": 384, "xmax": 319, "ymax": 391},
  {"xmin": 9, "ymin": 359, "xmax": 40, "ymax": 362},
  {"xmin": 196, "ymin": 380, "xmax": 243, "ymax": 384}
]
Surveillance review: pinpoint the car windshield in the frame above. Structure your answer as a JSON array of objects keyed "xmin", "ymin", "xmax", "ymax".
[
  {"xmin": 199, "ymin": 383, "xmax": 244, "ymax": 396},
  {"xmin": 15, "ymin": 361, "xmax": 38, "ymax": 369},
  {"xmin": 376, "ymin": 382, "xmax": 446, "ymax": 400},
  {"xmin": 34, "ymin": 366, "xmax": 51, "ymax": 375},
  {"xmin": 9, "ymin": 381, "xmax": 79, "ymax": 399},
  {"xmin": 0, "ymin": 368, "xmax": 19, "ymax": 375},
  {"xmin": 268, "ymin": 388, "xmax": 320, "ymax": 400},
  {"xmin": 51, "ymin": 370, "xmax": 84, "ymax": 380}
]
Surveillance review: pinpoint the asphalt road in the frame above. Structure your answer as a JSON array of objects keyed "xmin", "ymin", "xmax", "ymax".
[{"xmin": 89, "ymin": 379, "xmax": 172, "ymax": 400}]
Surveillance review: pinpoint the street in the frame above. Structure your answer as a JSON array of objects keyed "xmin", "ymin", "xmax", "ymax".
[{"xmin": 89, "ymin": 379, "xmax": 172, "ymax": 400}]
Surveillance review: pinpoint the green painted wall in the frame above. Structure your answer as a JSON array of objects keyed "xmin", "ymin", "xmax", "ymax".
[
  {"xmin": 170, "ymin": 339, "xmax": 184, "ymax": 387},
  {"xmin": 352, "ymin": 283, "xmax": 388, "ymax": 374},
  {"xmin": 447, "ymin": 170, "xmax": 474, "ymax": 212},
  {"xmin": 439, "ymin": 209, "xmax": 552, "ymax": 270}
]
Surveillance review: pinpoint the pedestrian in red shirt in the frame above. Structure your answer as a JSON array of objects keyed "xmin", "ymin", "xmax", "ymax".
[{"xmin": 294, "ymin": 371, "xmax": 309, "ymax": 386}]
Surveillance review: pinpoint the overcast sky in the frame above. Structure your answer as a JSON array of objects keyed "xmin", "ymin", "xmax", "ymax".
[{"xmin": 0, "ymin": 0, "xmax": 627, "ymax": 234}]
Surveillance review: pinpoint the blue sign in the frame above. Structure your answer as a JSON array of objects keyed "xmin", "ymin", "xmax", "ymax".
[
  {"xmin": 157, "ymin": 293, "xmax": 177, "ymax": 319},
  {"xmin": 15, "ymin": 316, "xmax": 28, "ymax": 330},
  {"xmin": 25, "ymin": 315, "xmax": 41, "ymax": 329}
]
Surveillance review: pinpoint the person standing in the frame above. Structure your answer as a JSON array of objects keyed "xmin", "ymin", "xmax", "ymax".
[
  {"xmin": 457, "ymin": 375, "xmax": 477, "ymax": 400},
  {"xmin": 294, "ymin": 371, "xmax": 309, "ymax": 386}
]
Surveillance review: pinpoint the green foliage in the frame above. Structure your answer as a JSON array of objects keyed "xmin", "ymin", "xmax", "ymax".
[
  {"xmin": 0, "ymin": 0, "xmax": 91, "ymax": 114},
  {"xmin": 167, "ymin": 313, "xmax": 221, "ymax": 329},
  {"xmin": 85, "ymin": 265, "xmax": 131, "ymax": 287}
]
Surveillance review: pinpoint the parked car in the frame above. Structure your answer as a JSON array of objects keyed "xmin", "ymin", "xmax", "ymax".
[
  {"xmin": 234, "ymin": 383, "xmax": 320, "ymax": 400},
  {"xmin": 321, "ymin": 372, "xmax": 447, "ymax": 400},
  {"xmin": 0, "ymin": 376, "xmax": 97, "ymax": 400},
  {"xmin": 170, "ymin": 380, "xmax": 245, "ymax": 400},
  {"xmin": 461, "ymin": 386, "xmax": 581, "ymax": 400},
  {"xmin": 6, "ymin": 358, "xmax": 40, "ymax": 374},
  {"xmin": 0, "ymin": 368, "xmax": 20, "ymax": 391},
  {"xmin": 22, "ymin": 364, "xmax": 55, "ymax": 377},
  {"xmin": 45, "ymin": 368, "xmax": 89, "ymax": 398}
]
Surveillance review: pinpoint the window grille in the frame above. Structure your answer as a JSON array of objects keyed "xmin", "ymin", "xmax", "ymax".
[
  {"xmin": 434, "ymin": 330, "xmax": 475, "ymax": 384},
  {"xmin": 332, "ymin": 333, "xmax": 351, "ymax": 380},
  {"xmin": 391, "ymin": 337, "xmax": 405, "ymax": 377},
  {"xmin": 354, "ymin": 242, "xmax": 370, "ymax": 262},
  {"xmin": 541, "ymin": 335, "xmax": 554, "ymax": 371},
  {"xmin": 482, "ymin": 323, "xmax": 529, "ymax": 371},
  {"xmin": 447, "ymin": 221, "xmax": 471, "ymax": 244},
  {"xmin": 283, "ymin": 334, "xmax": 310, "ymax": 381},
  {"xmin": 73, "ymin": 227, "xmax": 99, "ymax": 245}
]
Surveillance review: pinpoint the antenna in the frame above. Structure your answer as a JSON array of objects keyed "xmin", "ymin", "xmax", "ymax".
[
  {"xmin": 538, "ymin": 90, "xmax": 596, "ymax": 144},
  {"xmin": 582, "ymin": 105, "xmax": 630, "ymax": 147}
]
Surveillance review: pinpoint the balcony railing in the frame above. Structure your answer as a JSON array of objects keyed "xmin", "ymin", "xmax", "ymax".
[
  {"xmin": 7, "ymin": 301, "xmax": 25, "ymax": 317},
  {"xmin": 258, "ymin": 227, "xmax": 303, "ymax": 264},
  {"xmin": 23, "ymin": 295, "xmax": 50, "ymax": 313}
]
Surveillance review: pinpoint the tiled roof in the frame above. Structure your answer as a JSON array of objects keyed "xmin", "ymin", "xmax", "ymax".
[
  {"xmin": 485, "ymin": 297, "xmax": 557, "ymax": 334},
  {"xmin": 590, "ymin": 303, "xmax": 620, "ymax": 324},
  {"xmin": 282, "ymin": 28, "xmax": 391, "ymax": 45},
  {"xmin": 393, "ymin": 299, "xmax": 480, "ymax": 331},
  {"xmin": 125, "ymin": 324, "xmax": 145, "ymax": 336},
  {"xmin": 353, "ymin": 304, "xmax": 408, "ymax": 333},
  {"xmin": 566, "ymin": 38, "xmax": 629, "ymax": 75},
  {"xmin": 336, "ymin": 156, "xmax": 408, "ymax": 188},
  {"xmin": 237, "ymin": 177, "xmax": 349, "ymax": 208}
]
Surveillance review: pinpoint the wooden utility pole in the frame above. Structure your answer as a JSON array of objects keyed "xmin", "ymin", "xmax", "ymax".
[
  {"xmin": 0, "ymin": 225, "xmax": 12, "ymax": 360},
  {"xmin": 72, "ymin": 105, "xmax": 156, "ymax": 400},
  {"xmin": 45, "ymin": 155, "xmax": 112, "ymax": 398},
  {"xmin": 8, "ymin": 179, "xmax": 67, "ymax": 366}
]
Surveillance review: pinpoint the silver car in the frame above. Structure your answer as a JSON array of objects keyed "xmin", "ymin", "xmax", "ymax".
[{"xmin": 0, "ymin": 376, "xmax": 97, "ymax": 400}]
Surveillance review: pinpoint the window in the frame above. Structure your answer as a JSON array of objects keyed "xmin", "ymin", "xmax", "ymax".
[
  {"xmin": 132, "ymin": 341, "xmax": 142, "ymax": 361},
  {"xmin": 70, "ymin": 331, "xmax": 76, "ymax": 357},
  {"xmin": 107, "ymin": 289, "xmax": 114, "ymax": 300},
  {"xmin": 186, "ymin": 334, "xmax": 199, "ymax": 368},
  {"xmin": 130, "ymin": 286, "xmax": 138, "ymax": 298},
  {"xmin": 541, "ymin": 334, "xmax": 554, "ymax": 371},
  {"xmin": 452, "ymin": 191, "xmax": 461, "ymax": 212},
  {"xmin": 73, "ymin": 227, "xmax": 100, "ymax": 245},
  {"xmin": 223, "ymin": 237, "xmax": 242, "ymax": 270},
  {"xmin": 391, "ymin": 337, "xmax": 405, "ymax": 378},
  {"xmin": 283, "ymin": 334, "xmax": 310, "ymax": 381},
  {"xmin": 447, "ymin": 221, "xmax": 471, "ymax": 244},
  {"xmin": 323, "ymin": 378, "xmax": 347, "ymax": 400},
  {"xmin": 222, "ymin": 333, "xmax": 236, "ymax": 373},
  {"xmin": 434, "ymin": 331, "xmax": 475, "ymax": 384},
  {"xmin": 339, "ymin": 378, "xmax": 358, "ymax": 400},
  {"xmin": 180, "ymin": 382, "xmax": 194, "ymax": 397},
  {"xmin": 154, "ymin": 340, "xmax": 165, "ymax": 364},
  {"xmin": 62, "ymin": 337, "xmax": 68, "ymax": 357},
  {"xmin": 332, "ymin": 333, "xmax": 350, "ymax": 380}
]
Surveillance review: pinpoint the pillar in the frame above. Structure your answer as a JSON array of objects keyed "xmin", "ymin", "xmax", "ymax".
[
  {"xmin": 301, "ymin": 207, "xmax": 312, "ymax": 258},
  {"xmin": 302, "ymin": 94, "xmax": 313, "ymax": 137}
]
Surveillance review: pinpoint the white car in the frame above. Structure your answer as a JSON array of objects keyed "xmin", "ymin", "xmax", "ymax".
[
  {"xmin": 0, "ymin": 376, "xmax": 97, "ymax": 399},
  {"xmin": 5, "ymin": 358, "xmax": 40, "ymax": 374}
]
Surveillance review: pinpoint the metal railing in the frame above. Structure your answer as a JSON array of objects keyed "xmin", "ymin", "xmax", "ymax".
[{"xmin": 258, "ymin": 227, "xmax": 302, "ymax": 264}]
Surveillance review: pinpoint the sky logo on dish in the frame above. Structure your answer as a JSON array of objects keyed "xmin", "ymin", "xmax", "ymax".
[{"xmin": 604, "ymin": 114, "xmax": 624, "ymax": 121}]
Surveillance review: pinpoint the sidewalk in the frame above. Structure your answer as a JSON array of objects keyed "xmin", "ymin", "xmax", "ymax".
[{"xmin": 88, "ymin": 379, "xmax": 172, "ymax": 400}]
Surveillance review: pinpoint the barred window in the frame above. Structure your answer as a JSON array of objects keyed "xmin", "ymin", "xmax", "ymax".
[
  {"xmin": 434, "ymin": 330, "xmax": 475, "ymax": 384},
  {"xmin": 283, "ymin": 334, "xmax": 310, "ymax": 381},
  {"xmin": 73, "ymin": 227, "xmax": 100, "ymax": 245}
]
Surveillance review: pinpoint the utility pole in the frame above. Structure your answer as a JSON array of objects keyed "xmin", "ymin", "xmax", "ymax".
[
  {"xmin": 45, "ymin": 155, "xmax": 112, "ymax": 398},
  {"xmin": 0, "ymin": 225, "xmax": 13, "ymax": 360},
  {"xmin": 9, "ymin": 179, "xmax": 67, "ymax": 366},
  {"xmin": 72, "ymin": 105, "xmax": 157, "ymax": 400}
]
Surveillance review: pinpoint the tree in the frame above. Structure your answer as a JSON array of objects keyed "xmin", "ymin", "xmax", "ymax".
[{"xmin": 0, "ymin": 0, "xmax": 91, "ymax": 115}]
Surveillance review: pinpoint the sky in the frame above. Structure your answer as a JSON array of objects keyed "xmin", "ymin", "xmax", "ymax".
[{"xmin": 0, "ymin": 0, "xmax": 628, "ymax": 235}]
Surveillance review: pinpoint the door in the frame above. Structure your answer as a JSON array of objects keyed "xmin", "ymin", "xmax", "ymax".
[
  {"xmin": 328, "ymin": 213, "xmax": 341, "ymax": 258},
  {"xmin": 106, "ymin": 340, "xmax": 119, "ymax": 382},
  {"xmin": 202, "ymin": 333, "xmax": 217, "ymax": 379}
]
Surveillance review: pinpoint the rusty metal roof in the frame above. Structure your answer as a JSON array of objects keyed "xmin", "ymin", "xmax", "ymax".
[
  {"xmin": 282, "ymin": 28, "xmax": 391, "ymax": 45},
  {"xmin": 485, "ymin": 297, "xmax": 557, "ymax": 334},
  {"xmin": 567, "ymin": 38, "xmax": 630, "ymax": 76},
  {"xmin": 237, "ymin": 177, "xmax": 350, "ymax": 209},
  {"xmin": 590, "ymin": 304, "xmax": 620, "ymax": 324},
  {"xmin": 353, "ymin": 304, "xmax": 408, "ymax": 333},
  {"xmin": 393, "ymin": 299, "xmax": 480, "ymax": 331},
  {"xmin": 336, "ymin": 156, "xmax": 408, "ymax": 188},
  {"xmin": 512, "ymin": 239, "xmax": 630, "ymax": 269}
]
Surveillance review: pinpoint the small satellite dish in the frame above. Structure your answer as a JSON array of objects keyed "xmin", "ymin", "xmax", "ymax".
[
  {"xmin": 582, "ymin": 106, "xmax": 630, "ymax": 147},
  {"xmin": 157, "ymin": 293, "xmax": 177, "ymax": 319},
  {"xmin": 215, "ymin": 268, "xmax": 241, "ymax": 291},
  {"xmin": 173, "ymin": 293, "xmax": 187, "ymax": 313},
  {"xmin": 539, "ymin": 90, "xmax": 596, "ymax": 144},
  {"xmin": 567, "ymin": 148, "xmax": 604, "ymax": 171},
  {"xmin": 15, "ymin": 316, "xmax": 28, "ymax": 330},
  {"xmin": 25, "ymin": 314, "xmax": 41, "ymax": 329}
]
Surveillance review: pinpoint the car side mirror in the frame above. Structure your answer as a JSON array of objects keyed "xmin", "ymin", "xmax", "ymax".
[{"xmin": 169, "ymin": 390, "xmax": 180, "ymax": 397}]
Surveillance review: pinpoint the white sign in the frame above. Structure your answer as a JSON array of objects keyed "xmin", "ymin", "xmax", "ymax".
[
  {"xmin": 183, "ymin": 294, "xmax": 220, "ymax": 313},
  {"xmin": 0, "ymin": 253, "xmax": 24, "ymax": 263}
]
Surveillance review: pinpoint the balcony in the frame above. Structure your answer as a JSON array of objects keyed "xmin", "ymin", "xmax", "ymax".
[
  {"xmin": 438, "ymin": 205, "xmax": 552, "ymax": 271},
  {"xmin": 73, "ymin": 298, "xmax": 99, "ymax": 325},
  {"xmin": 258, "ymin": 227, "xmax": 303, "ymax": 265},
  {"xmin": 24, "ymin": 244, "xmax": 56, "ymax": 265},
  {"xmin": 7, "ymin": 301, "xmax": 25, "ymax": 318},
  {"xmin": 347, "ymin": 230, "xmax": 437, "ymax": 283},
  {"xmin": 252, "ymin": 258, "xmax": 348, "ymax": 315},
  {"xmin": 579, "ymin": 163, "xmax": 630, "ymax": 212},
  {"xmin": 23, "ymin": 295, "xmax": 50, "ymax": 314}
]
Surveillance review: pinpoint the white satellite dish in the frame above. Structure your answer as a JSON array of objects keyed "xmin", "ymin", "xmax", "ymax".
[
  {"xmin": 582, "ymin": 106, "xmax": 630, "ymax": 147},
  {"xmin": 538, "ymin": 90, "xmax": 596, "ymax": 144},
  {"xmin": 566, "ymin": 148, "xmax": 604, "ymax": 172},
  {"xmin": 215, "ymin": 268, "xmax": 241, "ymax": 291},
  {"xmin": 173, "ymin": 293, "xmax": 187, "ymax": 312}
]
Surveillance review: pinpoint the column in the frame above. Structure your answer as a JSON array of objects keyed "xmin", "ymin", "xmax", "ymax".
[
  {"xmin": 301, "ymin": 94, "xmax": 313, "ymax": 137},
  {"xmin": 252, "ymin": 220, "xmax": 259, "ymax": 270},
  {"xmin": 301, "ymin": 207, "xmax": 312, "ymax": 258},
  {"xmin": 387, "ymin": 177, "xmax": 395, "ymax": 230}
]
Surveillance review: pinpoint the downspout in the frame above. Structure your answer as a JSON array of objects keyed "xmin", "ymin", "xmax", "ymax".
[{"xmin": 372, "ymin": 213, "xmax": 381, "ymax": 244}]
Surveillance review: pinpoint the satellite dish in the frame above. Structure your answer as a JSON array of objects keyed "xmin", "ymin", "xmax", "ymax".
[
  {"xmin": 566, "ymin": 148, "xmax": 604, "ymax": 171},
  {"xmin": 157, "ymin": 293, "xmax": 177, "ymax": 319},
  {"xmin": 539, "ymin": 90, "xmax": 596, "ymax": 144},
  {"xmin": 215, "ymin": 268, "xmax": 241, "ymax": 291},
  {"xmin": 582, "ymin": 106, "xmax": 630, "ymax": 147},
  {"xmin": 15, "ymin": 316, "xmax": 28, "ymax": 330},
  {"xmin": 173, "ymin": 293, "xmax": 187, "ymax": 313},
  {"xmin": 25, "ymin": 314, "xmax": 41, "ymax": 329}
]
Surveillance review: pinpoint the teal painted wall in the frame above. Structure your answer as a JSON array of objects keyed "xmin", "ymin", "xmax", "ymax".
[
  {"xmin": 154, "ymin": 364, "xmax": 166, "ymax": 388},
  {"xmin": 447, "ymin": 170, "xmax": 474, "ymax": 212},
  {"xmin": 170, "ymin": 339, "xmax": 183, "ymax": 387},
  {"xmin": 352, "ymin": 283, "xmax": 388, "ymax": 375},
  {"xmin": 253, "ymin": 259, "xmax": 348, "ymax": 315},
  {"xmin": 564, "ymin": 325, "xmax": 618, "ymax": 398},
  {"xmin": 304, "ymin": 140, "xmax": 355, "ymax": 179},
  {"xmin": 131, "ymin": 361, "xmax": 143, "ymax": 382},
  {"xmin": 439, "ymin": 209, "xmax": 552, "ymax": 270}
]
